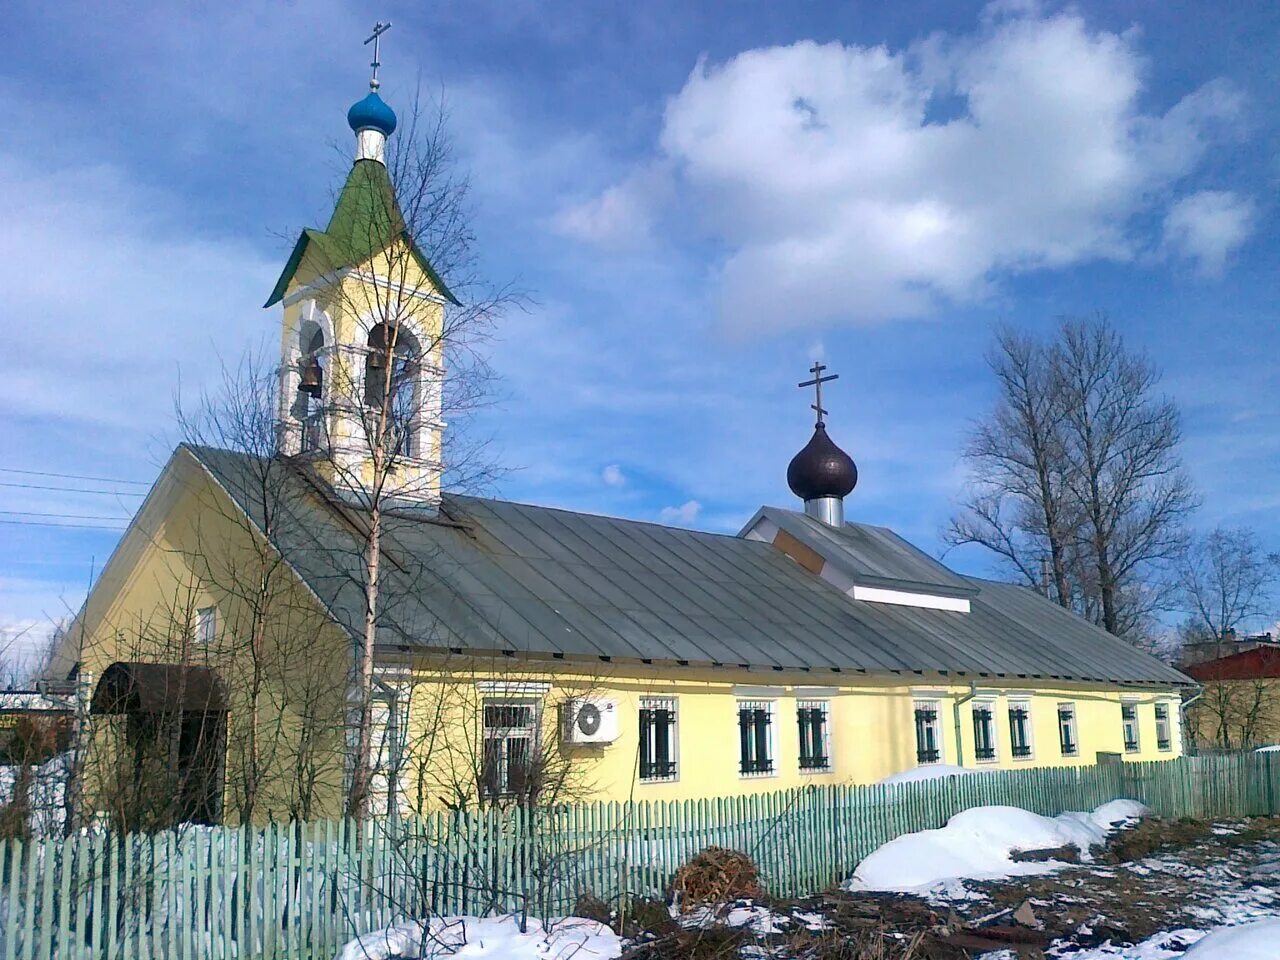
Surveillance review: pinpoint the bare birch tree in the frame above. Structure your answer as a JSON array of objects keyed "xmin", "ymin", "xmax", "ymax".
[{"xmin": 279, "ymin": 92, "xmax": 515, "ymax": 818}]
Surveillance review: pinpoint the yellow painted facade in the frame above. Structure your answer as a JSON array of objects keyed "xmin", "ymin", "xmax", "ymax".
[
  {"xmin": 64, "ymin": 450, "xmax": 352, "ymax": 826},
  {"xmin": 387, "ymin": 656, "xmax": 1184, "ymax": 813}
]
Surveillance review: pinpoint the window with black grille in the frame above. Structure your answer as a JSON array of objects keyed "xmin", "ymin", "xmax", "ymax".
[
  {"xmin": 481, "ymin": 701, "xmax": 537, "ymax": 799},
  {"xmin": 639, "ymin": 698, "xmax": 678, "ymax": 781},
  {"xmin": 797, "ymin": 701, "xmax": 830, "ymax": 771},
  {"xmin": 914, "ymin": 701, "xmax": 941, "ymax": 764},
  {"xmin": 1058, "ymin": 703, "xmax": 1079, "ymax": 757},
  {"xmin": 1122, "ymin": 702, "xmax": 1140, "ymax": 752},
  {"xmin": 1155, "ymin": 702, "xmax": 1172, "ymax": 751},
  {"xmin": 738, "ymin": 701, "xmax": 774, "ymax": 775},
  {"xmin": 1008, "ymin": 702, "xmax": 1033, "ymax": 758},
  {"xmin": 972, "ymin": 703, "xmax": 996, "ymax": 761}
]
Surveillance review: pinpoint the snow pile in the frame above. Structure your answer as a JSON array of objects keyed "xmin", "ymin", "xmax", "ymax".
[
  {"xmin": 334, "ymin": 916, "xmax": 619, "ymax": 960},
  {"xmin": 845, "ymin": 799, "xmax": 1148, "ymax": 894},
  {"xmin": 1184, "ymin": 919, "xmax": 1280, "ymax": 958},
  {"xmin": 877, "ymin": 764, "xmax": 982, "ymax": 785}
]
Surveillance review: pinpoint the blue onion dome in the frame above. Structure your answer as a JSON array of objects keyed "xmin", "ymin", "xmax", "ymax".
[
  {"xmin": 347, "ymin": 91, "xmax": 397, "ymax": 136},
  {"xmin": 787, "ymin": 423, "xmax": 858, "ymax": 501}
]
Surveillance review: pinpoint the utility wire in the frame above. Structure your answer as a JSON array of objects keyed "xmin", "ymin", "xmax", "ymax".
[
  {"xmin": 0, "ymin": 510, "xmax": 131, "ymax": 521},
  {"xmin": 0, "ymin": 467, "xmax": 150, "ymax": 486},
  {"xmin": 0, "ymin": 518, "xmax": 127, "ymax": 531},
  {"xmin": 0, "ymin": 481, "xmax": 146, "ymax": 496}
]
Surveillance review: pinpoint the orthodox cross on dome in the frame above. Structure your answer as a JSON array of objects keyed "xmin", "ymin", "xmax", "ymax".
[
  {"xmin": 798, "ymin": 361, "xmax": 838, "ymax": 427},
  {"xmin": 364, "ymin": 21, "xmax": 393, "ymax": 91}
]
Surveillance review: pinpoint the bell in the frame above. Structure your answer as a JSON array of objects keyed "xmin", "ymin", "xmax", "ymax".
[
  {"xmin": 367, "ymin": 347, "xmax": 388, "ymax": 370},
  {"xmin": 299, "ymin": 356, "xmax": 323, "ymax": 397}
]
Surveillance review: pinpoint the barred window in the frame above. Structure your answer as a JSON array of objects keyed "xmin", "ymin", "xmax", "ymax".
[
  {"xmin": 738, "ymin": 701, "xmax": 774, "ymax": 776},
  {"xmin": 1058, "ymin": 703, "xmax": 1079, "ymax": 757},
  {"xmin": 1008, "ymin": 702, "xmax": 1033, "ymax": 759},
  {"xmin": 1122, "ymin": 701, "xmax": 1140, "ymax": 753},
  {"xmin": 914, "ymin": 701, "xmax": 941, "ymax": 765},
  {"xmin": 481, "ymin": 701, "xmax": 537, "ymax": 799},
  {"xmin": 797, "ymin": 700, "xmax": 830, "ymax": 771},
  {"xmin": 972, "ymin": 702, "xmax": 997, "ymax": 761},
  {"xmin": 1155, "ymin": 702, "xmax": 1172, "ymax": 752},
  {"xmin": 639, "ymin": 698, "xmax": 678, "ymax": 781}
]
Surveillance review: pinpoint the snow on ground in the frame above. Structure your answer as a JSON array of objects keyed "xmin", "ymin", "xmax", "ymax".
[
  {"xmin": 334, "ymin": 916, "xmax": 619, "ymax": 960},
  {"xmin": 845, "ymin": 799, "xmax": 1148, "ymax": 895},
  {"xmin": 1183, "ymin": 919, "xmax": 1280, "ymax": 958},
  {"xmin": 877, "ymin": 763, "xmax": 983, "ymax": 784}
]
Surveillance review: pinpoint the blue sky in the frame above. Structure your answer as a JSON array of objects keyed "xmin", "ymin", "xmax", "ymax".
[{"xmin": 1, "ymin": 0, "xmax": 1277, "ymax": 666}]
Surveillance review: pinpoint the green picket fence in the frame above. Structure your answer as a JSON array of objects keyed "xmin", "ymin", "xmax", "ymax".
[{"xmin": 2, "ymin": 752, "xmax": 1277, "ymax": 960}]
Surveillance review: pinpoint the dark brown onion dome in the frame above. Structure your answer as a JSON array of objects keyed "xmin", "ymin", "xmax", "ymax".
[{"xmin": 787, "ymin": 423, "xmax": 857, "ymax": 501}]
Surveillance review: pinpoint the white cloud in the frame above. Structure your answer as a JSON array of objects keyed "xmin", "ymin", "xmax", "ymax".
[
  {"xmin": 602, "ymin": 463, "xmax": 626, "ymax": 486},
  {"xmin": 1162, "ymin": 190, "xmax": 1255, "ymax": 277},
  {"xmin": 553, "ymin": 165, "xmax": 670, "ymax": 249},
  {"xmin": 575, "ymin": 3, "xmax": 1248, "ymax": 332},
  {"xmin": 659, "ymin": 499, "xmax": 702, "ymax": 524},
  {"xmin": 0, "ymin": 150, "xmax": 276, "ymax": 438}
]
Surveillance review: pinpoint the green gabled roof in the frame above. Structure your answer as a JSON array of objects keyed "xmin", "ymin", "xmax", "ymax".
[{"xmin": 264, "ymin": 159, "xmax": 459, "ymax": 308}]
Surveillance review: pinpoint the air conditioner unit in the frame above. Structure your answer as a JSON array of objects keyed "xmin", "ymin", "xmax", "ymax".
[{"xmin": 563, "ymin": 697, "xmax": 620, "ymax": 745}]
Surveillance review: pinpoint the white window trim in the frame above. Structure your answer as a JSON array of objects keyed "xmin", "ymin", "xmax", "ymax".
[
  {"xmin": 639, "ymin": 696, "xmax": 679, "ymax": 784},
  {"xmin": 482, "ymin": 698, "xmax": 541, "ymax": 798},
  {"xmin": 1121, "ymin": 699, "xmax": 1141, "ymax": 753},
  {"xmin": 972, "ymin": 699, "xmax": 999, "ymax": 764},
  {"xmin": 913, "ymin": 699, "xmax": 944, "ymax": 766},
  {"xmin": 737, "ymin": 699, "xmax": 778, "ymax": 779},
  {"xmin": 797, "ymin": 699, "xmax": 833, "ymax": 775},
  {"xmin": 1008, "ymin": 698, "xmax": 1034, "ymax": 761},
  {"xmin": 1154, "ymin": 701, "xmax": 1174, "ymax": 752},
  {"xmin": 1057, "ymin": 702, "xmax": 1080, "ymax": 757}
]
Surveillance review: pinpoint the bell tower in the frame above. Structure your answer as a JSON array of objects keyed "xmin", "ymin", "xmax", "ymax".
[{"xmin": 264, "ymin": 25, "xmax": 459, "ymax": 511}]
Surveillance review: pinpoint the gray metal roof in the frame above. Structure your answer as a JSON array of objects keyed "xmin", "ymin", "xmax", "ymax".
[{"xmin": 189, "ymin": 445, "xmax": 1190, "ymax": 687}]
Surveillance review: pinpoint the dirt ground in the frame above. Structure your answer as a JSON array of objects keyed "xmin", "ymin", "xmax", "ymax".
[{"xmin": 614, "ymin": 816, "xmax": 1280, "ymax": 959}]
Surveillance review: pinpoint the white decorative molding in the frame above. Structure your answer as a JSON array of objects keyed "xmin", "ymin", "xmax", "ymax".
[
  {"xmin": 475, "ymin": 681, "xmax": 551, "ymax": 696},
  {"xmin": 281, "ymin": 268, "xmax": 450, "ymax": 308},
  {"xmin": 850, "ymin": 585, "xmax": 971, "ymax": 613},
  {"xmin": 792, "ymin": 686, "xmax": 838, "ymax": 698},
  {"xmin": 732, "ymin": 685, "xmax": 785, "ymax": 699}
]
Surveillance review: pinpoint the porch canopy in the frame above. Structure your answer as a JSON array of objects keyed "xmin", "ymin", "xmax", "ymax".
[{"xmin": 91, "ymin": 662, "xmax": 227, "ymax": 715}]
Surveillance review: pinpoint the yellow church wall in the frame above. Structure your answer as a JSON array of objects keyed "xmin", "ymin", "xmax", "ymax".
[
  {"xmin": 390, "ymin": 654, "xmax": 1186, "ymax": 812},
  {"xmin": 66, "ymin": 449, "xmax": 353, "ymax": 826}
]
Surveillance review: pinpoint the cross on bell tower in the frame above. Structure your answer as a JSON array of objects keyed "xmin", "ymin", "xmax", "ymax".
[
  {"xmin": 798, "ymin": 362, "xmax": 839, "ymax": 427},
  {"xmin": 364, "ymin": 21, "xmax": 392, "ymax": 91}
]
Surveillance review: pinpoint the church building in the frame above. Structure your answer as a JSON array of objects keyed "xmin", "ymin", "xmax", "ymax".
[{"xmin": 56, "ymin": 69, "xmax": 1191, "ymax": 827}]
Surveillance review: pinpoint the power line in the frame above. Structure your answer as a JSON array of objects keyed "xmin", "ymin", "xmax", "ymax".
[
  {"xmin": 0, "ymin": 481, "xmax": 146, "ymax": 497},
  {"xmin": 0, "ymin": 510, "xmax": 131, "ymax": 521},
  {"xmin": 0, "ymin": 467, "xmax": 151, "ymax": 486},
  {"xmin": 0, "ymin": 518, "xmax": 127, "ymax": 531}
]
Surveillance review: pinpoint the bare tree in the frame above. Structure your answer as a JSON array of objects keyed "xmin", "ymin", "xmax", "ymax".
[
  {"xmin": 1053, "ymin": 315, "xmax": 1198, "ymax": 636},
  {"xmin": 1177, "ymin": 526, "xmax": 1280, "ymax": 648},
  {"xmin": 276, "ymin": 91, "xmax": 515, "ymax": 818},
  {"xmin": 177, "ymin": 354, "xmax": 348, "ymax": 824},
  {"xmin": 946, "ymin": 326, "xmax": 1079, "ymax": 606},
  {"xmin": 949, "ymin": 314, "xmax": 1198, "ymax": 640}
]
